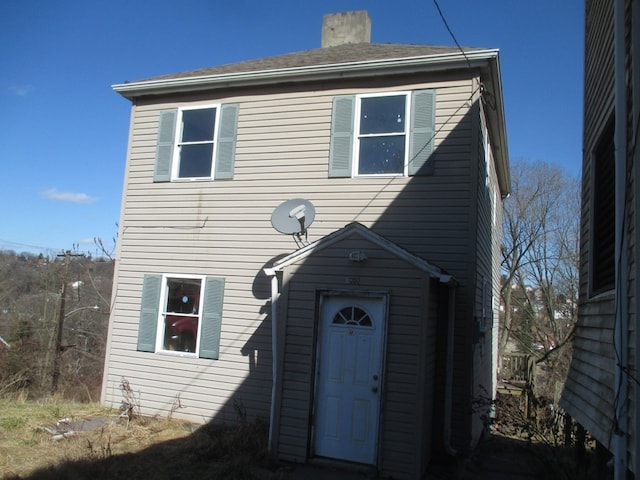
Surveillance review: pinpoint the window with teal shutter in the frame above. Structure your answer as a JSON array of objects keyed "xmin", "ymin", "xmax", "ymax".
[
  {"xmin": 154, "ymin": 110, "xmax": 178, "ymax": 182},
  {"xmin": 137, "ymin": 274, "xmax": 162, "ymax": 352},
  {"xmin": 153, "ymin": 104, "xmax": 239, "ymax": 182},
  {"xmin": 136, "ymin": 274, "xmax": 225, "ymax": 359},
  {"xmin": 328, "ymin": 89, "xmax": 436, "ymax": 177},
  {"xmin": 409, "ymin": 89, "xmax": 436, "ymax": 176},
  {"xmin": 199, "ymin": 277, "xmax": 225, "ymax": 360},
  {"xmin": 329, "ymin": 96, "xmax": 355, "ymax": 177},
  {"xmin": 214, "ymin": 104, "xmax": 239, "ymax": 180}
]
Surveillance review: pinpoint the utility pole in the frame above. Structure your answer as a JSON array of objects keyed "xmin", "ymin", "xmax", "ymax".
[{"xmin": 51, "ymin": 250, "xmax": 84, "ymax": 393}]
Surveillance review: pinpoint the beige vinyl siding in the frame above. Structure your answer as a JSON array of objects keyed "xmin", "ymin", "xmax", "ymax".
[
  {"xmin": 481, "ymin": 96, "xmax": 504, "ymax": 402},
  {"xmin": 103, "ymin": 75, "xmax": 477, "ymax": 426},
  {"xmin": 273, "ymin": 235, "xmax": 435, "ymax": 480},
  {"xmin": 470, "ymin": 95, "xmax": 501, "ymax": 442}
]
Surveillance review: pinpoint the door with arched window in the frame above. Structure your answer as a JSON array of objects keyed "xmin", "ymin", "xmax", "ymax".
[{"xmin": 313, "ymin": 293, "xmax": 387, "ymax": 465}]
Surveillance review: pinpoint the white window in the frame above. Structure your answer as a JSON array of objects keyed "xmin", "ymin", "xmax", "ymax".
[
  {"xmin": 354, "ymin": 93, "xmax": 410, "ymax": 176},
  {"xmin": 328, "ymin": 90, "xmax": 435, "ymax": 178},
  {"xmin": 137, "ymin": 274, "xmax": 225, "ymax": 359},
  {"xmin": 174, "ymin": 106, "xmax": 220, "ymax": 180},
  {"xmin": 154, "ymin": 104, "xmax": 239, "ymax": 183},
  {"xmin": 158, "ymin": 276, "xmax": 204, "ymax": 354}
]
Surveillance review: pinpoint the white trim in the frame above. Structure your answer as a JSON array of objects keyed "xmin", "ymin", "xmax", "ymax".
[
  {"xmin": 113, "ymin": 47, "xmax": 509, "ymax": 196},
  {"xmin": 172, "ymin": 104, "xmax": 221, "ymax": 181},
  {"xmin": 267, "ymin": 273, "xmax": 280, "ymax": 456},
  {"xmin": 113, "ymin": 50, "xmax": 500, "ymax": 98},
  {"xmin": 156, "ymin": 274, "xmax": 206, "ymax": 357},
  {"xmin": 312, "ymin": 291, "xmax": 388, "ymax": 464},
  {"xmin": 353, "ymin": 91, "xmax": 411, "ymax": 177},
  {"xmin": 264, "ymin": 222, "xmax": 454, "ymax": 284}
]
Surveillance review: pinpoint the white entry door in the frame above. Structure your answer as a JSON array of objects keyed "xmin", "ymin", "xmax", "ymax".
[{"xmin": 313, "ymin": 294, "xmax": 386, "ymax": 465}]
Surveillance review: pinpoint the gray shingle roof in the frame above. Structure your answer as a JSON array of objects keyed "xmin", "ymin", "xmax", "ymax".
[{"xmin": 138, "ymin": 43, "xmax": 486, "ymax": 83}]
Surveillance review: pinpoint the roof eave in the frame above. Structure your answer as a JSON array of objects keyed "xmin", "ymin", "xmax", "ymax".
[
  {"xmin": 264, "ymin": 222, "xmax": 453, "ymax": 284},
  {"xmin": 113, "ymin": 49, "xmax": 500, "ymax": 99},
  {"xmin": 482, "ymin": 54, "xmax": 511, "ymax": 197},
  {"xmin": 113, "ymin": 47, "xmax": 510, "ymax": 195}
]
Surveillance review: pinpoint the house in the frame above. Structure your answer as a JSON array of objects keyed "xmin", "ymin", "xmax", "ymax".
[
  {"xmin": 101, "ymin": 11, "xmax": 509, "ymax": 479},
  {"xmin": 560, "ymin": 0, "xmax": 640, "ymax": 478}
]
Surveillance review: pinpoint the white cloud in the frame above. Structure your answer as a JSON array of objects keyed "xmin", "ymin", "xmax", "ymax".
[
  {"xmin": 8, "ymin": 85, "xmax": 33, "ymax": 96},
  {"xmin": 41, "ymin": 188, "xmax": 97, "ymax": 204}
]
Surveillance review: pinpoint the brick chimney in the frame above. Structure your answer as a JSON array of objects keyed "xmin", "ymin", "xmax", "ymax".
[{"xmin": 321, "ymin": 11, "xmax": 371, "ymax": 48}]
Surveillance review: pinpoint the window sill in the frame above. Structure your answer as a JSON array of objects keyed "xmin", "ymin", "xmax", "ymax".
[
  {"xmin": 170, "ymin": 177, "xmax": 213, "ymax": 182},
  {"xmin": 155, "ymin": 350, "xmax": 198, "ymax": 359},
  {"xmin": 353, "ymin": 173, "xmax": 407, "ymax": 179}
]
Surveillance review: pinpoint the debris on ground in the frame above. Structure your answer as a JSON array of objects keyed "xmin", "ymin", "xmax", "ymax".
[{"xmin": 39, "ymin": 416, "xmax": 115, "ymax": 441}]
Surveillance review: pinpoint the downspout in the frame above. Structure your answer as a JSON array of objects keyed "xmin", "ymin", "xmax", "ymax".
[
  {"xmin": 264, "ymin": 267, "xmax": 279, "ymax": 457},
  {"xmin": 443, "ymin": 282, "xmax": 457, "ymax": 456},
  {"xmin": 614, "ymin": 0, "xmax": 629, "ymax": 477}
]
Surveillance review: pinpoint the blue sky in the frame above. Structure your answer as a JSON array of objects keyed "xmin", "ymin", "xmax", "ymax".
[{"xmin": 0, "ymin": 0, "xmax": 583, "ymax": 256}]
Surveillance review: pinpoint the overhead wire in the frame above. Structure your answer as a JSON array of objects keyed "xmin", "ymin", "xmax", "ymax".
[
  {"xmin": 0, "ymin": 238, "xmax": 63, "ymax": 256},
  {"xmin": 610, "ymin": 90, "xmax": 640, "ymax": 444},
  {"xmin": 351, "ymin": 0, "xmax": 489, "ymax": 224},
  {"xmin": 353, "ymin": 84, "xmax": 481, "ymax": 222},
  {"xmin": 433, "ymin": 0, "xmax": 472, "ymax": 69}
]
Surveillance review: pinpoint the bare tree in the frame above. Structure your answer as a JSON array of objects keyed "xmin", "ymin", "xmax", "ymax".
[
  {"xmin": 500, "ymin": 159, "xmax": 580, "ymax": 381},
  {"xmin": 0, "ymin": 251, "xmax": 113, "ymax": 400}
]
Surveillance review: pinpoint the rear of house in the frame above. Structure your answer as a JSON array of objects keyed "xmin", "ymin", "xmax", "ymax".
[{"xmin": 101, "ymin": 11, "xmax": 509, "ymax": 478}]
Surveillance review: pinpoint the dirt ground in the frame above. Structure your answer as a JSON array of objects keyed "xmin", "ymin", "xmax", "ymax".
[
  {"xmin": 1, "ymin": 398, "xmax": 588, "ymax": 480},
  {"xmin": 270, "ymin": 432, "xmax": 564, "ymax": 479}
]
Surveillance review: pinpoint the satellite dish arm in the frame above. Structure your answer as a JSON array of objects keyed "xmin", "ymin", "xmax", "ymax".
[{"xmin": 289, "ymin": 205, "xmax": 307, "ymax": 236}]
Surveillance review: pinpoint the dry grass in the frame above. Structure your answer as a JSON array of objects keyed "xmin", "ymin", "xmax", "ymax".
[{"xmin": 0, "ymin": 395, "xmax": 271, "ymax": 480}]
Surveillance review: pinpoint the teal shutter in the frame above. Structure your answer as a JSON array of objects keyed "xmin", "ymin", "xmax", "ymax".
[
  {"xmin": 409, "ymin": 89, "xmax": 436, "ymax": 176},
  {"xmin": 328, "ymin": 96, "xmax": 355, "ymax": 177},
  {"xmin": 137, "ymin": 274, "xmax": 162, "ymax": 352},
  {"xmin": 154, "ymin": 110, "xmax": 178, "ymax": 182},
  {"xmin": 199, "ymin": 277, "xmax": 225, "ymax": 359},
  {"xmin": 214, "ymin": 104, "xmax": 239, "ymax": 180}
]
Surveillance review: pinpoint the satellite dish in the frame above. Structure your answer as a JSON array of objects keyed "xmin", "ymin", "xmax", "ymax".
[{"xmin": 271, "ymin": 198, "xmax": 316, "ymax": 236}]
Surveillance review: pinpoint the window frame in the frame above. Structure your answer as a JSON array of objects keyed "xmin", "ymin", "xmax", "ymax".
[
  {"xmin": 353, "ymin": 92, "xmax": 411, "ymax": 177},
  {"xmin": 328, "ymin": 89, "xmax": 435, "ymax": 179},
  {"xmin": 156, "ymin": 274, "xmax": 206, "ymax": 357},
  {"xmin": 137, "ymin": 274, "xmax": 224, "ymax": 359},
  {"xmin": 172, "ymin": 104, "xmax": 221, "ymax": 181},
  {"xmin": 589, "ymin": 117, "xmax": 616, "ymax": 296}
]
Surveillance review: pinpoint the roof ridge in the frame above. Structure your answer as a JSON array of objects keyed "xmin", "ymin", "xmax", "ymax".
[{"xmin": 130, "ymin": 42, "xmax": 491, "ymax": 84}]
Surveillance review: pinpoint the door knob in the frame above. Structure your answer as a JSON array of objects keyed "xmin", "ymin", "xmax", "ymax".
[{"xmin": 372, "ymin": 386, "xmax": 378, "ymax": 393}]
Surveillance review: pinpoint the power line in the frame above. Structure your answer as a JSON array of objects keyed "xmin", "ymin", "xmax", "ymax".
[
  {"xmin": 353, "ymin": 84, "xmax": 482, "ymax": 222},
  {"xmin": 433, "ymin": 0, "xmax": 472, "ymax": 69},
  {"xmin": 0, "ymin": 238, "xmax": 63, "ymax": 254}
]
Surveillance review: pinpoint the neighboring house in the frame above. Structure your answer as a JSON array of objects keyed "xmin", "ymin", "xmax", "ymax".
[
  {"xmin": 560, "ymin": 0, "xmax": 640, "ymax": 478},
  {"xmin": 101, "ymin": 11, "xmax": 509, "ymax": 479}
]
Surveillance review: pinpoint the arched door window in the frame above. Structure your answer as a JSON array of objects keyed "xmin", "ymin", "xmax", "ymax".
[{"xmin": 332, "ymin": 306, "xmax": 373, "ymax": 327}]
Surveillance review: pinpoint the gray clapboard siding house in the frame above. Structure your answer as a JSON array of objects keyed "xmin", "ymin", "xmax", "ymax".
[
  {"xmin": 101, "ymin": 11, "xmax": 509, "ymax": 479},
  {"xmin": 560, "ymin": 0, "xmax": 640, "ymax": 477}
]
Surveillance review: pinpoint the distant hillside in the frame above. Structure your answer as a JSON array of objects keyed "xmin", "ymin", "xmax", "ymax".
[{"xmin": 0, "ymin": 250, "xmax": 114, "ymax": 400}]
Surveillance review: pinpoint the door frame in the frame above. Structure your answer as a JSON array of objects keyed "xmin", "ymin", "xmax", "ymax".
[{"xmin": 309, "ymin": 289, "xmax": 389, "ymax": 466}]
